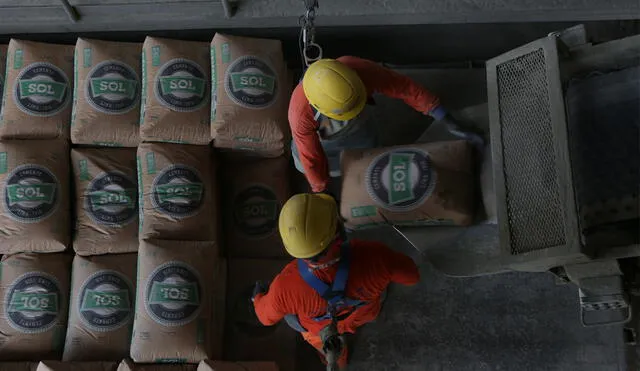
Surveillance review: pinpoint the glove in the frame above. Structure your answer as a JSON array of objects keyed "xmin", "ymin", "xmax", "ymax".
[
  {"xmin": 428, "ymin": 105, "xmax": 448, "ymax": 121},
  {"xmin": 251, "ymin": 281, "xmax": 267, "ymax": 302},
  {"xmin": 440, "ymin": 114, "xmax": 485, "ymax": 153}
]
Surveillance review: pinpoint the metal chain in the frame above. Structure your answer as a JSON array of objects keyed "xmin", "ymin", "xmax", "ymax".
[{"xmin": 299, "ymin": 0, "xmax": 322, "ymax": 67}]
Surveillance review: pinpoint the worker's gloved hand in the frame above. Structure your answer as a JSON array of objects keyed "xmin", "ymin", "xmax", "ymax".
[
  {"xmin": 251, "ymin": 281, "xmax": 267, "ymax": 302},
  {"xmin": 441, "ymin": 115, "xmax": 485, "ymax": 153}
]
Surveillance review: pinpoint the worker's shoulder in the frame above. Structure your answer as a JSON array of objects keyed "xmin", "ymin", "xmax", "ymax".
[
  {"xmin": 272, "ymin": 260, "xmax": 303, "ymax": 286},
  {"xmin": 350, "ymin": 238, "xmax": 392, "ymax": 257}
]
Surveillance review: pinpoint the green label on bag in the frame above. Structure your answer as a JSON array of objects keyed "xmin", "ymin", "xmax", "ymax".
[
  {"xmin": 13, "ymin": 49, "xmax": 23, "ymax": 69},
  {"xmin": 155, "ymin": 183, "xmax": 203, "ymax": 203},
  {"xmin": 89, "ymin": 78, "xmax": 137, "ymax": 99},
  {"xmin": 81, "ymin": 289, "xmax": 130, "ymax": 310},
  {"xmin": 388, "ymin": 153, "xmax": 415, "ymax": 204},
  {"xmin": 83, "ymin": 48, "xmax": 92, "ymax": 68},
  {"xmin": 9, "ymin": 292, "xmax": 58, "ymax": 313},
  {"xmin": 159, "ymin": 76, "xmax": 205, "ymax": 97},
  {"xmin": 152, "ymin": 46, "xmax": 161, "ymax": 67},
  {"xmin": 88, "ymin": 189, "xmax": 136, "ymax": 209},
  {"xmin": 0, "ymin": 152, "xmax": 7, "ymax": 174},
  {"xmin": 148, "ymin": 282, "xmax": 199, "ymax": 305},
  {"xmin": 229, "ymin": 72, "xmax": 275, "ymax": 94},
  {"xmin": 146, "ymin": 152, "xmax": 156, "ymax": 175},
  {"xmin": 19, "ymin": 80, "xmax": 66, "ymax": 101},
  {"xmin": 6, "ymin": 183, "xmax": 56, "ymax": 205},
  {"xmin": 221, "ymin": 43, "xmax": 230, "ymax": 63},
  {"xmin": 351, "ymin": 205, "xmax": 377, "ymax": 218},
  {"xmin": 79, "ymin": 159, "xmax": 89, "ymax": 181}
]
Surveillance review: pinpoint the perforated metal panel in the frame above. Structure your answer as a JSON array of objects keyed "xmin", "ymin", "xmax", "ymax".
[
  {"xmin": 495, "ymin": 49, "xmax": 567, "ymax": 254},
  {"xmin": 487, "ymin": 36, "xmax": 584, "ymax": 271}
]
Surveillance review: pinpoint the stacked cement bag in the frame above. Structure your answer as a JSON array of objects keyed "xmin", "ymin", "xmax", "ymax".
[
  {"xmin": 222, "ymin": 156, "xmax": 291, "ymax": 258},
  {"xmin": 132, "ymin": 36, "xmax": 222, "ymax": 365},
  {"xmin": 0, "ymin": 140, "xmax": 70, "ymax": 253},
  {"xmin": 62, "ymin": 254, "xmax": 137, "ymax": 361},
  {"xmin": 0, "ymin": 253, "xmax": 72, "ymax": 360},
  {"xmin": 0, "ymin": 40, "xmax": 74, "ymax": 140},
  {"xmin": 140, "ymin": 37, "xmax": 211, "ymax": 145},
  {"xmin": 211, "ymin": 34, "xmax": 290, "ymax": 157},
  {"xmin": 130, "ymin": 240, "xmax": 219, "ymax": 363},
  {"xmin": 71, "ymin": 38, "xmax": 141, "ymax": 147},
  {"xmin": 0, "ymin": 39, "xmax": 74, "ymax": 364},
  {"xmin": 340, "ymin": 140, "xmax": 476, "ymax": 228}
]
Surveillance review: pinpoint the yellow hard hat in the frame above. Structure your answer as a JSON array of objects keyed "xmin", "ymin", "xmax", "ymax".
[
  {"xmin": 278, "ymin": 193, "xmax": 338, "ymax": 259},
  {"xmin": 302, "ymin": 59, "xmax": 367, "ymax": 121}
]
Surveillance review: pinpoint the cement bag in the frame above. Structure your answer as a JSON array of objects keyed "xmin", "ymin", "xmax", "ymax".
[
  {"xmin": 198, "ymin": 361, "xmax": 279, "ymax": 371},
  {"xmin": 0, "ymin": 140, "xmax": 70, "ymax": 253},
  {"xmin": 36, "ymin": 362, "xmax": 117, "ymax": 371},
  {"xmin": 118, "ymin": 359, "xmax": 196, "ymax": 371},
  {"xmin": 140, "ymin": 37, "xmax": 210, "ymax": 145},
  {"xmin": 0, "ymin": 45, "xmax": 7, "ymax": 101},
  {"xmin": 0, "ymin": 39, "xmax": 73, "ymax": 139},
  {"xmin": 213, "ymin": 138, "xmax": 285, "ymax": 158},
  {"xmin": 0, "ymin": 253, "xmax": 72, "ymax": 360},
  {"xmin": 72, "ymin": 148, "xmax": 138, "ymax": 255},
  {"xmin": 130, "ymin": 240, "xmax": 219, "ymax": 363},
  {"xmin": 222, "ymin": 155, "xmax": 290, "ymax": 258},
  {"xmin": 225, "ymin": 259, "xmax": 295, "ymax": 371},
  {"xmin": 71, "ymin": 38, "xmax": 141, "ymax": 147},
  {"xmin": 340, "ymin": 140, "xmax": 476, "ymax": 228},
  {"xmin": 137, "ymin": 143, "xmax": 216, "ymax": 241},
  {"xmin": 0, "ymin": 363, "xmax": 37, "ymax": 371},
  {"xmin": 211, "ymin": 34, "xmax": 290, "ymax": 156},
  {"xmin": 62, "ymin": 254, "xmax": 137, "ymax": 361}
]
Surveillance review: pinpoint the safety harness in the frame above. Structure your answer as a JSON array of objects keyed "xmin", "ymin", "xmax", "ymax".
[{"xmin": 298, "ymin": 241, "xmax": 367, "ymax": 322}]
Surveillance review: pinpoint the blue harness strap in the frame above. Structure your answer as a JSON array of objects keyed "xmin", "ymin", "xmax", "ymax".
[{"xmin": 298, "ymin": 241, "xmax": 367, "ymax": 322}]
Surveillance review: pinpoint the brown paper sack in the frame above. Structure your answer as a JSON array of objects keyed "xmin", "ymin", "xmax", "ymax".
[
  {"xmin": 137, "ymin": 143, "xmax": 216, "ymax": 241},
  {"xmin": 36, "ymin": 361, "xmax": 118, "ymax": 371},
  {"xmin": 118, "ymin": 359, "xmax": 197, "ymax": 371},
  {"xmin": 130, "ymin": 240, "xmax": 220, "ymax": 363},
  {"xmin": 225, "ymin": 259, "xmax": 296, "ymax": 371},
  {"xmin": 222, "ymin": 156, "xmax": 290, "ymax": 258},
  {"xmin": 62, "ymin": 254, "xmax": 137, "ymax": 361},
  {"xmin": 71, "ymin": 148, "xmax": 138, "ymax": 255},
  {"xmin": 71, "ymin": 38, "xmax": 141, "ymax": 147},
  {"xmin": 198, "ymin": 360, "xmax": 279, "ymax": 371},
  {"xmin": 140, "ymin": 37, "xmax": 211, "ymax": 145},
  {"xmin": 211, "ymin": 34, "xmax": 290, "ymax": 155},
  {"xmin": 340, "ymin": 140, "xmax": 476, "ymax": 228},
  {"xmin": 0, "ymin": 39, "xmax": 73, "ymax": 139},
  {"xmin": 0, "ymin": 140, "xmax": 70, "ymax": 253},
  {"xmin": 0, "ymin": 253, "xmax": 71, "ymax": 360}
]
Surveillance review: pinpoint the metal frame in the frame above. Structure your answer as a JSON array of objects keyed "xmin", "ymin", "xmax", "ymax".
[{"xmin": 487, "ymin": 36, "xmax": 587, "ymax": 272}]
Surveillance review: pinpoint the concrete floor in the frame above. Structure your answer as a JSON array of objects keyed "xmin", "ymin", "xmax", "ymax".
[{"xmin": 293, "ymin": 66, "xmax": 628, "ymax": 371}]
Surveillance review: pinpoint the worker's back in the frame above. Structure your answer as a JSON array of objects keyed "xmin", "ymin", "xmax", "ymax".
[{"xmin": 262, "ymin": 239, "xmax": 420, "ymax": 335}]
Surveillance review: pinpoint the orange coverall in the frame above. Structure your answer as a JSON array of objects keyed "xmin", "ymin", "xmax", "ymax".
[
  {"xmin": 288, "ymin": 56, "xmax": 441, "ymax": 193},
  {"xmin": 253, "ymin": 239, "xmax": 420, "ymax": 367}
]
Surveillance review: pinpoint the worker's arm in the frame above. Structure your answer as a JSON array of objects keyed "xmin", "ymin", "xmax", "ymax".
[
  {"xmin": 289, "ymin": 86, "xmax": 331, "ymax": 193},
  {"xmin": 338, "ymin": 56, "xmax": 442, "ymax": 117},
  {"xmin": 253, "ymin": 274, "xmax": 290, "ymax": 326},
  {"xmin": 370, "ymin": 241, "xmax": 420, "ymax": 286}
]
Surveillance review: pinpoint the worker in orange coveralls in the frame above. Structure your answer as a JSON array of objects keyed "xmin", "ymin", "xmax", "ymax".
[
  {"xmin": 252, "ymin": 193, "xmax": 420, "ymax": 370},
  {"xmin": 289, "ymin": 56, "xmax": 482, "ymax": 194}
]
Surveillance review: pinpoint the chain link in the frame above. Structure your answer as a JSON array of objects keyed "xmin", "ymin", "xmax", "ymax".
[{"xmin": 299, "ymin": 0, "xmax": 322, "ymax": 67}]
